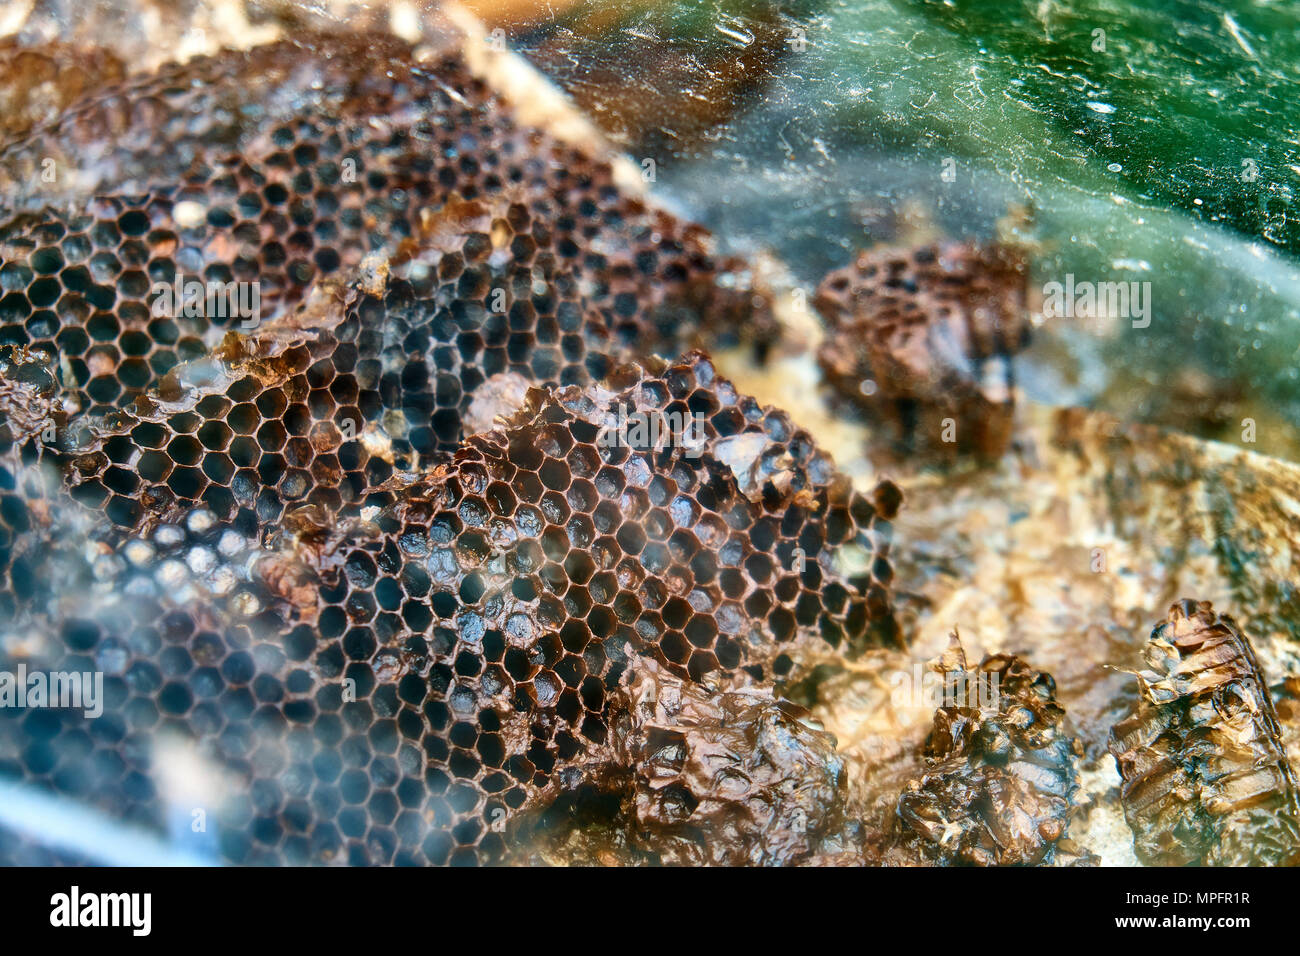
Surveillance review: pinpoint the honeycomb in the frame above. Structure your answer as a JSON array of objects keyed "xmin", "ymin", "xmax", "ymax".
[
  {"xmin": 0, "ymin": 28, "xmax": 897, "ymax": 864},
  {"xmin": 0, "ymin": 193, "xmax": 774, "ymax": 600},
  {"xmin": 1109, "ymin": 599, "xmax": 1300, "ymax": 866},
  {"xmin": 17, "ymin": 3, "xmax": 1295, "ymax": 876},
  {"xmin": 1, "ymin": 34, "xmax": 768, "ymax": 426},
  {"xmin": 813, "ymin": 242, "xmax": 1031, "ymax": 459},
  {"xmin": 1, "ymin": 337, "xmax": 898, "ymax": 864},
  {"xmin": 0, "ymin": 33, "xmax": 455, "ymax": 209},
  {"xmin": 0, "ymin": 32, "xmax": 775, "ymax": 615}
]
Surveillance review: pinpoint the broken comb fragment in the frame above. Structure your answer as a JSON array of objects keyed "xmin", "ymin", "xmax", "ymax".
[
  {"xmin": 814, "ymin": 241, "xmax": 1031, "ymax": 461},
  {"xmin": 1109, "ymin": 599, "xmax": 1300, "ymax": 866},
  {"xmin": 885, "ymin": 633, "xmax": 1088, "ymax": 866}
]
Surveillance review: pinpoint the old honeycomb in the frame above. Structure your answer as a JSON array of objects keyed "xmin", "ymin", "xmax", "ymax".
[
  {"xmin": 0, "ymin": 343, "xmax": 900, "ymax": 864},
  {"xmin": 0, "ymin": 31, "xmax": 902, "ymax": 866},
  {"xmin": 814, "ymin": 241, "xmax": 1032, "ymax": 460}
]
